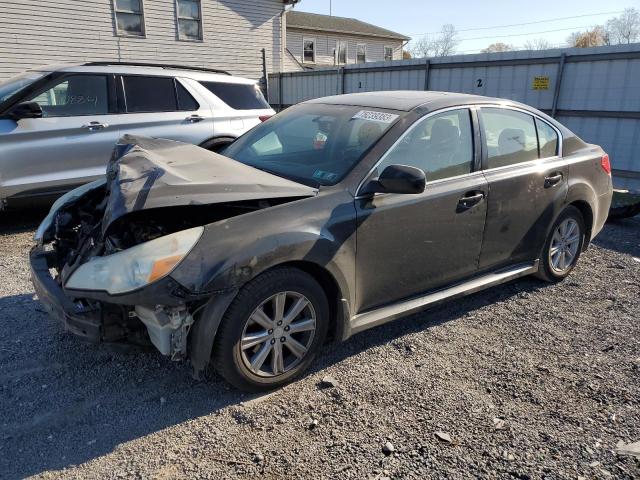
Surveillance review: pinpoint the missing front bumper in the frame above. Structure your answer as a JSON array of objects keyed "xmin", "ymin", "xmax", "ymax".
[{"xmin": 30, "ymin": 246, "xmax": 103, "ymax": 342}]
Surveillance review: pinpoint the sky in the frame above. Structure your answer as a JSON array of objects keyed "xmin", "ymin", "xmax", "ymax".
[{"xmin": 293, "ymin": 0, "xmax": 638, "ymax": 53}]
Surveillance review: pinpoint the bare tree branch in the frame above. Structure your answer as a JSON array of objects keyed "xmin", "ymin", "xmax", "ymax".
[
  {"xmin": 409, "ymin": 24, "xmax": 460, "ymax": 58},
  {"xmin": 523, "ymin": 38, "xmax": 552, "ymax": 50},
  {"xmin": 605, "ymin": 8, "xmax": 640, "ymax": 44}
]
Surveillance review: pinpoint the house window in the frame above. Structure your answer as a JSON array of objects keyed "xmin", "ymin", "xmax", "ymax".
[
  {"xmin": 113, "ymin": 0, "xmax": 145, "ymax": 36},
  {"xmin": 356, "ymin": 44, "xmax": 367, "ymax": 64},
  {"xmin": 336, "ymin": 40, "xmax": 347, "ymax": 65},
  {"xmin": 384, "ymin": 46, "xmax": 394, "ymax": 61},
  {"xmin": 176, "ymin": 0, "xmax": 202, "ymax": 41},
  {"xmin": 303, "ymin": 38, "xmax": 316, "ymax": 63}
]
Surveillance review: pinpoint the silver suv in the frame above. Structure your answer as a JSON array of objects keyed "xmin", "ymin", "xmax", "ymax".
[{"xmin": 0, "ymin": 62, "xmax": 275, "ymax": 209}]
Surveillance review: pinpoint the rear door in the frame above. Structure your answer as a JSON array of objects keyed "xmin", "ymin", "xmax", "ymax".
[
  {"xmin": 0, "ymin": 73, "xmax": 120, "ymax": 198},
  {"xmin": 355, "ymin": 108, "xmax": 489, "ymax": 312},
  {"xmin": 478, "ymin": 106, "xmax": 567, "ymax": 270},
  {"xmin": 114, "ymin": 75, "xmax": 213, "ymax": 144}
]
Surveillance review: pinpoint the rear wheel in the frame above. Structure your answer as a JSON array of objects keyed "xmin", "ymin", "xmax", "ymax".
[
  {"xmin": 212, "ymin": 267, "xmax": 329, "ymax": 392},
  {"xmin": 536, "ymin": 205, "xmax": 585, "ymax": 282}
]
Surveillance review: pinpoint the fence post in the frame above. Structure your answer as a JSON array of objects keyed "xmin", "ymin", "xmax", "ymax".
[
  {"xmin": 551, "ymin": 53, "xmax": 566, "ymax": 118},
  {"xmin": 340, "ymin": 67, "xmax": 347, "ymax": 94},
  {"xmin": 278, "ymin": 73, "xmax": 283, "ymax": 112},
  {"xmin": 423, "ymin": 59, "xmax": 431, "ymax": 91}
]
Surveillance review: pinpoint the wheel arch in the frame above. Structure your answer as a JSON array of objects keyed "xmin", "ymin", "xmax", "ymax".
[
  {"xmin": 199, "ymin": 136, "xmax": 237, "ymax": 152},
  {"xmin": 565, "ymin": 180, "xmax": 598, "ymax": 250},
  {"xmin": 273, "ymin": 260, "xmax": 350, "ymax": 343},
  {"xmin": 188, "ymin": 259, "xmax": 351, "ymax": 378},
  {"xmin": 568, "ymin": 200, "xmax": 593, "ymax": 250}
]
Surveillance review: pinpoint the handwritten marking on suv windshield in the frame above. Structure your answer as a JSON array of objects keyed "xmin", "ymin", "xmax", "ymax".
[{"xmin": 352, "ymin": 110, "xmax": 399, "ymax": 124}]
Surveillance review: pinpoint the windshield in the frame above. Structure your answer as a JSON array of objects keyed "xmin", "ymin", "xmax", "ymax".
[
  {"xmin": 0, "ymin": 71, "xmax": 48, "ymax": 103},
  {"xmin": 223, "ymin": 103, "xmax": 404, "ymax": 187}
]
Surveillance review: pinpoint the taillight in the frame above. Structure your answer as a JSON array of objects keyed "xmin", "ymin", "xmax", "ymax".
[
  {"xmin": 259, "ymin": 115, "xmax": 272, "ymax": 122},
  {"xmin": 600, "ymin": 154, "xmax": 611, "ymax": 175}
]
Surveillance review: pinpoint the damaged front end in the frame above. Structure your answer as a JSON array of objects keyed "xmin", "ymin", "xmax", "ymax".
[{"xmin": 31, "ymin": 135, "xmax": 317, "ymax": 364}]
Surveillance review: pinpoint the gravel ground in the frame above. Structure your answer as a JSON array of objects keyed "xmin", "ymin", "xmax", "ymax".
[{"xmin": 1, "ymin": 209, "xmax": 639, "ymax": 479}]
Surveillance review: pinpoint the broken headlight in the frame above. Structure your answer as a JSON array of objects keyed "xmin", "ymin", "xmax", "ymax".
[{"xmin": 65, "ymin": 227, "xmax": 204, "ymax": 295}]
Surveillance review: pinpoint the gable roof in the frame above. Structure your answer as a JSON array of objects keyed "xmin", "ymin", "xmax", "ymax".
[{"xmin": 287, "ymin": 11, "xmax": 409, "ymax": 41}]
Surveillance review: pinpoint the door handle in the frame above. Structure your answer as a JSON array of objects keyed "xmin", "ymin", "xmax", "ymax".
[
  {"xmin": 185, "ymin": 114, "xmax": 205, "ymax": 123},
  {"xmin": 544, "ymin": 172, "xmax": 563, "ymax": 188},
  {"xmin": 82, "ymin": 121, "xmax": 108, "ymax": 131},
  {"xmin": 457, "ymin": 191, "xmax": 485, "ymax": 212}
]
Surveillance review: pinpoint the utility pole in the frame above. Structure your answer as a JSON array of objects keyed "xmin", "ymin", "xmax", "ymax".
[{"xmin": 329, "ymin": 0, "xmax": 332, "ymax": 16}]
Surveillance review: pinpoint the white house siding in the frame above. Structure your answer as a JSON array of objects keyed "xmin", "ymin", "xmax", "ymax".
[
  {"xmin": 0, "ymin": 0, "xmax": 284, "ymax": 81},
  {"xmin": 286, "ymin": 27, "xmax": 403, "ymax": 69}
]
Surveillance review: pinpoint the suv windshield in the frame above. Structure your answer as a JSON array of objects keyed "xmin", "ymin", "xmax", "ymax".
[
  {"xmin": 223, "ymin": 103, "xmax": 403, "ymax": 186},
  {"xmin": 0, "ymin": 72, "xmax": 48, "ymax": 103}
]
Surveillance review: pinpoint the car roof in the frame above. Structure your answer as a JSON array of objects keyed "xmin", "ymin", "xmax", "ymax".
[
  {"xmin": 304, "ymin": 90, "xmax": 511, "ymax": 112},
  {"xmin": 26, "ymin": 63, "xmax": 257, "ymax": 84}
]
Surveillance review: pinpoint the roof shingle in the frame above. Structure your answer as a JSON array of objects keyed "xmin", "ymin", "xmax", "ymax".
[{"xmin": 287, "ymin": 11, "xmax": 409, "ymax": 41}]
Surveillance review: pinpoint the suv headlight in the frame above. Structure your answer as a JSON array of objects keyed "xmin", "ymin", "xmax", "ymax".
[{"xmin": 65, "ymin": 227, "xmax": 204, "ymax": 295}]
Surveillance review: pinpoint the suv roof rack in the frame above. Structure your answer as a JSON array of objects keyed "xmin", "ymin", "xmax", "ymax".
[{"xmin": 83, "ymin": 62, "xmax": 231, "ymax": 75}]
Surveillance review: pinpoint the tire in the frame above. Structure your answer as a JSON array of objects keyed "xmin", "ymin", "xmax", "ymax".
[
  {"xmin": 535, "ymin": 205, "xmax": 586, "ymax": 282},
  {"xmin": 212, "ymin": 267, "xmax": 329, "ymax": 392}
]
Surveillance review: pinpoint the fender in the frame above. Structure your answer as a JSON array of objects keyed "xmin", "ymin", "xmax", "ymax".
[{"xmin": 171, "ymin": 188, "xmax": 358, "ymax": 319}]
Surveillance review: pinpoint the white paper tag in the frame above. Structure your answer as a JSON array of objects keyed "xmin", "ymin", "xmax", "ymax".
[{"xmin": 352, "ymin": 110, "xmax": 399, "ymax": 124}]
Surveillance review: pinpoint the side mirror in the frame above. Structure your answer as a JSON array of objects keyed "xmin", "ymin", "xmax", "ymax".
[
  {"xmin": 8, "ymin": 101, "xmax": 43, "ymax": 120},
  {"xmin": 361, "ymin": 164, "xmax": 426, "ymax": 195}
]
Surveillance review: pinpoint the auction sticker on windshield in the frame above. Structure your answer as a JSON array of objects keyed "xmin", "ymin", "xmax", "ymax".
[{"xmin": 352, "ymin": 110, "xmax": 399, "ymax": 124}]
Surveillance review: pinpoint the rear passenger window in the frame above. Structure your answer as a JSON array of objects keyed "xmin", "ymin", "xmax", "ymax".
[
  {"xmin": 378, "ymin": 109, "xmax": 474, "ymax": 182},
  {"xmin": 123, "ymin": 76, "xmax": 177, "ymax": 112},
  {"xmin": 176, "ymin": 81, "xmax": 199, "ymax": 111},
  {"xmin": 199, "ymin": 81, "xmax": 270, "ymax": 110},
  {"xmin": 480, "ymin": 108, "xmax": 538, "ymax": 169},
  {"xmin": 536, "ymin": 118, "xmax": 559, "ymax": 158}
]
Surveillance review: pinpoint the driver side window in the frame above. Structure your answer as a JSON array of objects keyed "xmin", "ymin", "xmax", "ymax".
[
  {"xmin": 28, "ymin": 75, "xmax": 109, "ymax": 117},
  {"xmin": 378, "ymin": 109, "xmax": 474, "ymax": 182}
]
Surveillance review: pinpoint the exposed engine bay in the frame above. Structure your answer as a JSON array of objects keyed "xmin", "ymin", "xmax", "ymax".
[{"xmin": 33, "ymin": 135, "xmax": 317, "ymax": 360}]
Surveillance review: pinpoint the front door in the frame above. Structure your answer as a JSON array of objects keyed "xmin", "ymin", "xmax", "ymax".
[
  {"xmin": 0, "ymin": 74, "xmax": 120, "ymax": 199},
  {"xmin": 355, "ymin": 108, "xmax": 488, "ymax": 312},
  {"xmin": 477, "ymin": 107, "xmax": 568, "ymax": 270}
]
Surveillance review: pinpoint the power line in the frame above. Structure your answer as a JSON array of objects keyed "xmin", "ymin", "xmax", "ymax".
[
  {"xmin": 457, "ymin": 24, "xmax": 603, "ymax": 42},
  {"xmin": 455, "ymin": 43, "xmax": 566, "ymax": 54},
  {"xmin": 408, "ymin": 10, "xmax": 623, "ymax": 37}
]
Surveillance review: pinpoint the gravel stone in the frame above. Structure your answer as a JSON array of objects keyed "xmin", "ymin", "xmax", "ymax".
[
  {"xmin": 382, "ymin": 442, "xmax": 395, "ymax": 455},
  {"xmin": 319, "ymin": 375, "xmax": 339, "ymax": 389},
  {"xmin": 1, "ymin": 210, "xmax": 639, "ymax": 479}
]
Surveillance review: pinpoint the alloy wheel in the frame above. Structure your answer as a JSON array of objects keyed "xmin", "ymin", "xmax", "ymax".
[
  {"xmin": 239, "ymin": 291, "xmax": 317, "ymax": 377},
  {"xmin": 549, "ymin": 218, "xmax": 581, "ymax": 274}
]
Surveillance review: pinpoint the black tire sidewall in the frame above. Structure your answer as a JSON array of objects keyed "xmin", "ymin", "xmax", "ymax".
[
  {"xmin": 539, "ymin": 206, "xmax": 585, "ymax": 282},
  {"xmin": 213, "ymin": 268, "xmax": 329, "ymax": 392}
]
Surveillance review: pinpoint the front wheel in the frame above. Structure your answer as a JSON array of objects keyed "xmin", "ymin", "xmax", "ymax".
[
  {"xmin": 536, "ymin": 205, "xmax": 585, "ymax": 282},
  {"xmin": 212, "ymin": 267, "xmax": 329, "ymax": 392}
]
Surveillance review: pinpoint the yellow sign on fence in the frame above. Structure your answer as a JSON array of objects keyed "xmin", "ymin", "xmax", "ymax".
[{"xmin": 532, "ymin": 76, "xmax": 550, "ymax": 90}]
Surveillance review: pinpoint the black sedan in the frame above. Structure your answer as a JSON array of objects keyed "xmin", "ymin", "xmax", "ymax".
[{"xmin": 31, "ymin": 91, "xmax": 613, "ymax": 391}]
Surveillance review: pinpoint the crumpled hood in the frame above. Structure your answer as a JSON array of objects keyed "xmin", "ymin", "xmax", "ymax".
[{"xmin": 102, "ymin": 135, "xmax": 317, "ymax": 233}]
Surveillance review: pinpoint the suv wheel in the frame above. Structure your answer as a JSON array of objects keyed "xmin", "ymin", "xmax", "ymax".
[
  {"xmin": 212, "ymin": 267, "xmax": 329, "ymax": 392},
  {"xmin": 536, "ymin": 205, "xmax": 585, "ymax": 282},
  {"xmin": 201, "ymin": 137, "xmax": 235, "ymax": 153}
]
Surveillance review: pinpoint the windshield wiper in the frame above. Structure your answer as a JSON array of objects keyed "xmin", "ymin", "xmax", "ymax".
[{"xmin": 251, "ymin": 165, "xmax": 320, "ymax": 188}]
